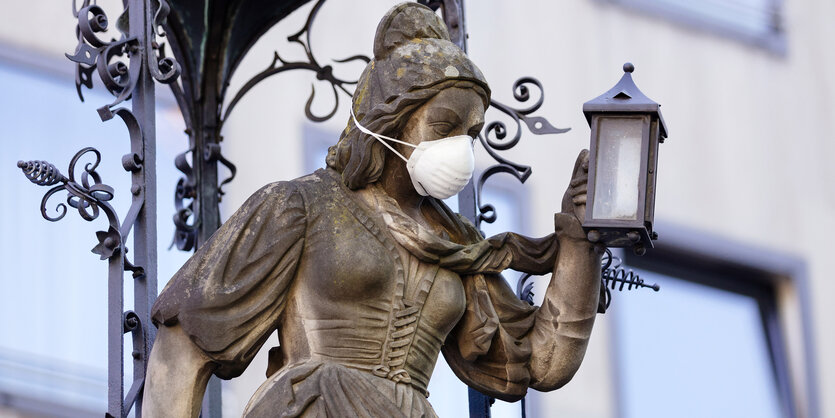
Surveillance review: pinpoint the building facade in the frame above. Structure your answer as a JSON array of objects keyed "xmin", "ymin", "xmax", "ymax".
[{"xmin": 1, "ymin": 0, "xmax": 832, "ymax": 417}]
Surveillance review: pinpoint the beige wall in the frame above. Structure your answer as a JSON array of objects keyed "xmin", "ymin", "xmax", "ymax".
[{"xmin": 2, "ymin": 0, "xmax": 832, "ymax": 417}]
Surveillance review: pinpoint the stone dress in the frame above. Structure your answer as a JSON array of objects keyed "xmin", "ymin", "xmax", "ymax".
[{"xmin": 151, "ymin": 168, "xmax": 582, "ymax": 417}]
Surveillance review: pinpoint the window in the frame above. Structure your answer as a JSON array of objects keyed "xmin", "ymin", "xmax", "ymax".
[
  {"xmin": 303, "ymin": 124, "xmax": 334, "ymax": 174},
  {"xmin": 601, "ymin": 0, "xmax": 786, "ymax": 53},
  {"xmin": 610, "ymin": 225, "xmax": 816, "ymax": 418}
]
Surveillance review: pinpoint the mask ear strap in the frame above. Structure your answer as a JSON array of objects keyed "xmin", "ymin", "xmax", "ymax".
[{"xmin": 350, "ymin": 107, "xmax": 415, "ymax": 163}]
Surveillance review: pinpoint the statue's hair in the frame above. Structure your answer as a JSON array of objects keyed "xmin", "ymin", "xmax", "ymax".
[{"xmin": 327, "ymin": 79, "xmax": 488, "ymax": 190}]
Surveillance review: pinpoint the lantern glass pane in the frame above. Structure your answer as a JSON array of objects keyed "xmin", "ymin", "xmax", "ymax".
[{"xmin": 592, "ymin": 117, "xmax": 644, "ymax": 221}]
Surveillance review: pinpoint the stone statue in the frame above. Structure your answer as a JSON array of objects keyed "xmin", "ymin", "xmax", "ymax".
[{"xmin": 144, "ymin": 3, "xmax": 601, "ymax": 417}]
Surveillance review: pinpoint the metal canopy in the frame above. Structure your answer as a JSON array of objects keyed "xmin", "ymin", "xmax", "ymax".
[{"xmin": 166, "ymin": 0, "xmax": 312, "ymax": 104}]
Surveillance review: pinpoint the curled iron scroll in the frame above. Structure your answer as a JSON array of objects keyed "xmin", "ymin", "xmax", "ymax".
[
  {"xmin": 67, "ymin": 0, "xmax": 180, "ymax": 109},
  {"xmin": 121, "ymin": 310, "xmax": 147, "ymax": 418},
  {"xmin": 476, "ymin": 77, "xmax": 570, "ymax": 228},
  {"xmin": 171, "ymin": 148, "xmax": 197, "ymax": 251},
  {"xmin": 221, "ymin": 0, "xmax": 368, "ymax": 125}
]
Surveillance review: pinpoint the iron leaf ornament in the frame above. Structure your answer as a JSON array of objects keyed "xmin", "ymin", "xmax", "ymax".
[{"xmin": 17, "ymin": 148, "xmax": 123, "ymax": 260}]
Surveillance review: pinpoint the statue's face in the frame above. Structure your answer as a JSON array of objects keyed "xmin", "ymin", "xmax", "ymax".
[{"xmin": 398, "ymin": 87, "xmax": 485, "ymax": 159}]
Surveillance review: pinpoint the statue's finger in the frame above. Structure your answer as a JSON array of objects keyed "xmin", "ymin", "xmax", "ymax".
[
  {"xmin": 576, "ymin": 149, "xmax": 590, "ymax": 173},
  {"xmin": 570, "ymin": 176, "xmax": 588, "ymax": 188},
  {"xmin": 571, "ymin": 184, "xmax": 588, "ymax": 196},
  {"xmin": 571, "ymin": 149, "xmax": 588, "ymax": 178}
]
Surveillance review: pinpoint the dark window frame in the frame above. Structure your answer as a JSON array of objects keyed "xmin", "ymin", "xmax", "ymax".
[
  {"xmin": 614, "ymin": 222, "xmax": 818, "ymax": 418},
  {"xmin": 597, "ymin": 0, "xmax": 787, "ymax": 55}
]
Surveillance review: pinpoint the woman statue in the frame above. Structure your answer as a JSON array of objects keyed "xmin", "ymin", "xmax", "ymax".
[{"xmin": 145, "ymin": 3, "xmax": 600, "ymax": 417}]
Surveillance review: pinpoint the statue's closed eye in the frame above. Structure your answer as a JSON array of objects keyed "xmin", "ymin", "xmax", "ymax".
[
  {"xmin": 430, "ymin": 121, "xmax": 455, "ymax": 137},
  {"xmin": 427, "ymin": 107, "xmax": 462, "ymax": 138}
]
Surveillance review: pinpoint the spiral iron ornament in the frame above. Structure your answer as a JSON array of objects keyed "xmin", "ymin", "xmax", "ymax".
[
  {"xmin": 67, "ymin": 0, "xmax": 180, "ymax": 112},
  {"xmin": 17, "ymin": 147, "xmax": 121, "ymax": 245},
  {"xmin": 597, "ymin": 248, "xmax": 660, "ymax": 313},
  {"xmin": 515, "ymin": 249, "xmax": 660, "ymax": 313},
  {"xmin": 17, "ymin": 160, "xmax": 68, "ymax": 187},
  {"xmin": 171, "ymin": 148, "xmax": 197, "ymax": 251},
  {"xmin": 516, "ymin": 273, "xmax": 536, "ymax": 306},
  {"xmin": 476, "ymin": 78, "xmax": 571, "ymax": 228}
]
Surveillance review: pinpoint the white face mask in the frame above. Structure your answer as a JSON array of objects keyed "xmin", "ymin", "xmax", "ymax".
[{"xmin": 351, "ymin": 108, "xmax": 475, "ymax": 200}]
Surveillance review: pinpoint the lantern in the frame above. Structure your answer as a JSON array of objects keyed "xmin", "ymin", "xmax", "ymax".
[{"xmin": 582, "ymin": 63, "xmax": 667, "ymax": 255}]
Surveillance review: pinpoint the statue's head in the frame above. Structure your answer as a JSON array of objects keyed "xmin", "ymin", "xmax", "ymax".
[{"xmin": 327, "ymin": 2, "xmax": 491, "ymax": 190}]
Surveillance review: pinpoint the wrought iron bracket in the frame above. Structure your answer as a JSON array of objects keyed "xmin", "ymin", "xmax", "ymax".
[
  {"xmin": 17, "ymin": 0, "xmax": 181, "ymax": 416},
  {"xmin": 67, "ymin": 0, "xmax": 180, "ymax": 110},
  {"xmin": 18, "ymin": 148, "xmax": 138, "ymax": 416}
]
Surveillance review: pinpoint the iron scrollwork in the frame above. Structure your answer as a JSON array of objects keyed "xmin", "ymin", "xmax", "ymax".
[
  {"xmin": 18, "ymin": 149, "xmax": 146, "ymax": 274},
  {"xmin": 171, "ymin": 147, "xmax": 197, "ymax": 250},
  {"xmin": 221, "ymin": 0, "xmax": 368, "ymax": 124},
  {"xmin": 67, "ymin": 0, "xmax": 180, "ymax": 108},
  {"xmin": 204, "ymin": 143, "xmax": 238, "ymax": 199},
  {"xmin": 17, "ymin": 0, "xmax": 180, "ymax": 416},
  {"xmin": 120, "ymin": 310, "xmax": 148, "ymax": 418},
  {"xmin": 475, "ymin": 77, "xmax": 570, "ymax": 228},
  {"xmin": 170, "ymin": 141, "xmax": 239, "ymax": 251},
  {"xmin": 18, "ymin": 149, "xmax": 122, "ymax": 257},
  {"xmin": 171, "ymin": 0, "xmax": 366, "ymax": 251}
]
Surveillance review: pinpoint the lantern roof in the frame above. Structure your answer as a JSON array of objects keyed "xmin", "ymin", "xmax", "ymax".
[{"xmin": 583, "ymin": 63, "xmax": 667, "ymax": 138}]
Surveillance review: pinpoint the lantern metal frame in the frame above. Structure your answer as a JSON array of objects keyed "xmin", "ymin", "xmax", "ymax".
[{"xmin": 582, "ymin": 63, "xmax": 667, "ymax": 254}]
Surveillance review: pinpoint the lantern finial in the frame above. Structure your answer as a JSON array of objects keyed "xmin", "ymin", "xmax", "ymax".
[{"xmin": 623, "ymin": 62, "xmax": 634, "ymax": 73}]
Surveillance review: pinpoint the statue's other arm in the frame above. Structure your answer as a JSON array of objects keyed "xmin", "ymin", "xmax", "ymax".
[
  {"xmin": 144, "ymin": 180, "xmax": 307, "ymax": 416},
  {"xmin": 145, "ymin": 324, "xmax": 216, "ymax": 417}
]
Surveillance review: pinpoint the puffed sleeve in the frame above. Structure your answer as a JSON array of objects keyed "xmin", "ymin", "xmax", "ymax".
[{"xmin": 151, "ymin": 181, "xmax": 306, "ymax": 379}]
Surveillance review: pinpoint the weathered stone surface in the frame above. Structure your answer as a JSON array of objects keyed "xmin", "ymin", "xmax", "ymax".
[{"xmin": 144, "ymin": 3, "xmax": 600, "ymax": 417}]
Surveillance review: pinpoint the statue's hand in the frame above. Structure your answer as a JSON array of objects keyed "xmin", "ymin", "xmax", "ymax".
[{"xmin": 561, "ymin": 149, "xmax": 589, "ymax": 225}]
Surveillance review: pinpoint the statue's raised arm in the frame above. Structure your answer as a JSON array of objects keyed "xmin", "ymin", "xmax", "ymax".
[{"xmin": 144, "ymin": 3, "xmax": 600, "ymax": 416}]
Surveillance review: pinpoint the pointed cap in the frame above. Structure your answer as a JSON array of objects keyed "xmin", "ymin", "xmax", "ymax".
[{"xmin": 583, "ymin": 63, "xmax": 667, "ymax": 138}]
